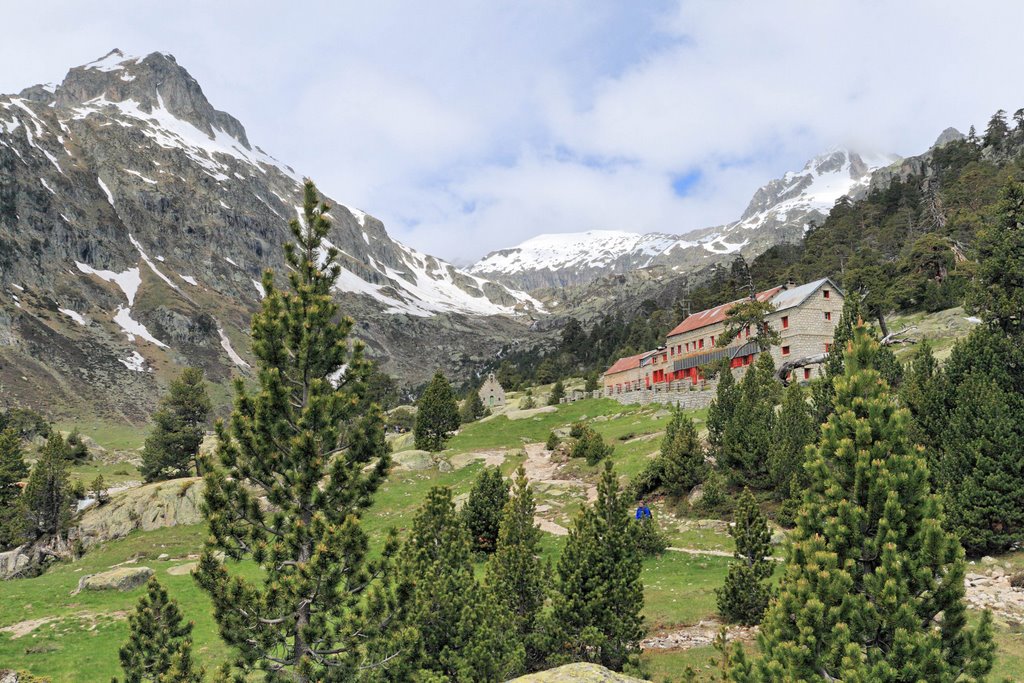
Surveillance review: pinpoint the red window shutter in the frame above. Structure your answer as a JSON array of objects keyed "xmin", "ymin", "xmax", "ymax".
[
  {"xmin": 804, "ymin": 368, "xmax": 811, "ymax": 380},
  {"xmin": 781, "ymin": 316, "xmax": 789, "ymax": 329},
  {"xmin": 823, "ymin": 290, "xmax": 830, "ymax": 299},
  {"xmin": 825, "ymin": 343, "xmax": 831, "ymax": 353},
  {"xmin": 824, "ymin": 311, "xmax": 831, "ymax": 321},
  {"xmin": 782, "ymin": 345, "xmax": 790, "ymax": 356}
]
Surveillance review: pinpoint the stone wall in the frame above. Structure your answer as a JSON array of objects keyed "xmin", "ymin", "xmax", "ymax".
[{"xmin": 606, "ymin": 382, "xmax": 717, "ymax": 409}]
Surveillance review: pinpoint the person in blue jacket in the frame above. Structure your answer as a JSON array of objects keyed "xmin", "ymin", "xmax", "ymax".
[{"xmin": 635, "ymin": 500, "xmax": 652, "ymax": 520}]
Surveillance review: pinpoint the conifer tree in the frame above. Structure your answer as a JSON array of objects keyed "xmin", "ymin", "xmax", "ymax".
[
  {"xmin": 117, "ymin": 577, "xmax": 202, "ymax": 683},
  {"xmin": 195, "ymin": 180, "xmax": 402, "ymax": 681},
  {"xmin": 706, "ymin": 368, "xmax": 738, "ymax": 453},
  {"xmin": 486, "ymin": 467, "xmax": 549, "ymax": 673},
  {"xmin": 720, "ymin": 353, "xmax": 780, "ymax": 488},
  {"xmin": 461, "ymin": 466, "xmax": 509, "ymax": 554},
  {"xmin": 584, "ymin": 372, "xmax": 600, "ymax": 392},
  {"xmin": 0, "ymin": 427, "xmax": 28, "ymax": 550},
  {"xmin": 22, "ymin": 432, "xmax": 73, "ymax": 540},
  {"xmin": 401, "ymin": 486, "xmax": 523, "ymax": 681},
  {"xmin": 460, "ymin": 388, "xmax": 486, "ymax": 424},
  {"xmin": 659, "ymin": 406, "xmax": 704, "ymax": 497},
  {"xmin": 716, "ymin": 489, "xmax": 772, "ymax": 626},
  {"xmin": 969, "ymin": 178, "xmax": 1024, "ymax": 334},
  {"xmin": 900, "ymin": 339, "xmax": 942, "ymax": 452},
  {"xmin": 767, "ymin": 382, "xmax": 815, "ymax": 493},
  {"xmin": 546, "ymin": 462, "xmax": 644, "ymax": 672},
  {"xmin": 415, "ymin": 371, "xmax": 460, "ymax": 451},
  {"xmin": 548, "ymin": 379, "xmax": 565, "ymax": 406},
  {"xmin": 141, "ymin": 367, "xmax": 211, "ymax": 482},
  {"xmin": 725, "ymin": 325, "xmax": 995, "ymax": 682}
]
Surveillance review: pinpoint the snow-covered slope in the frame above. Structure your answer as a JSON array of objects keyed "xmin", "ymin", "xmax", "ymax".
[{"xmin": 471, "ymin": 150, "xmax": 899, "ymax": 291}]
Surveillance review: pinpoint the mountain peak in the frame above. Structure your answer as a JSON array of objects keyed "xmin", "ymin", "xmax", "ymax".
[{"xmin": 53, "ymin": 49, "xmax": 251, "ymax": 149}]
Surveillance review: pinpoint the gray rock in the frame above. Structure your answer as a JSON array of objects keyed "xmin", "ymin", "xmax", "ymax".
[
  {"xmin": 506, "ymin": 662, "xmax": 649, "ymax": 682},
  {"xmin": 75, "ymin": 566, "xmax": 153, "ymax": 593}
]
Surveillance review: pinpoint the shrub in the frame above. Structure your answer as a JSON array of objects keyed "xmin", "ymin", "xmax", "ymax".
[
  {"xmin": 570, "ymin": 426, "xmax": 613, "ymax": 465},
  {"xmin": 631, "ymin": 516, "xmax": 667, "ymax": 557},
  {"xmin": 545, "ymin": 431, "xmax": 560, "ymax": 451}
]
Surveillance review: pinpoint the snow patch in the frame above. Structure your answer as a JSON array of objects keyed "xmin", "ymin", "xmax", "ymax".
[
  {"xmin": 124, "ymin": 169, "xmax": 157, "ymax": 184},
  {"xmin": 75, "ymin": 262, "xmax": 141, "ymax": 305},
  {"xmin": 180, "ymin": 274, "xmax": 198, "ymax": 286},
  {"xmin": 113, "ymin": 306, "xmax": 167, "ymax": 347},
  {"xmin": 118, "ymin": 351, "xmax": 148, "ymax": 372},
  {"xmin": 129, "ymin": 234, "xmax": 179, "ymax": 291},
  {"xmin": 252, "ymin": 278, "xmax": 266, "ymax": 299},
  {"xmin": 97, "ymin": 177, "xmax": 114, "ymax": 205},
  {"xmin": 58, "ymin": 308, "xmax": 86, "ymax": 326},
  {"xmin": 40, "ymin": 178, "xmax": 55, "ymax": 194},
  {"xmin": 217, "ymin": 326, "xmax": 250, "ymax": 368}
]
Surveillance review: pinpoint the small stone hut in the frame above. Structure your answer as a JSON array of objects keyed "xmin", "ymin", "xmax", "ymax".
[{"xmin": 478, "ymin": 372, "xmax": 506, "ymax": 408}]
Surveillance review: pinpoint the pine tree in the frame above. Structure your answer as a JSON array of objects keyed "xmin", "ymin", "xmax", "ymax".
[
  {"xmin": 725, "ymin": 325, "xmax": 995, "ymax": 682},
  {"xmin": 900, "ymin": 339, "xmax": 942, "ymax": 452},
  {"xmin": 401, "ymin": 486, "xmax": 523, "ymax": 681},
  {"xmin": 767, "ymin": 382, "xmax": 815, "ymax": 494},
  {"xmin": 969, "ymin": 178, "xmax": 1024, "ymax": 334},
  {"xmin": 461, "ymin": 466, "xmax": 509, "ymax": 554},
  {"xmin": 415, "ymin": 371, "xmax": 460, "ymax": 451},
  {"xmin": 659, "ymin": 406, "xmax": 704, "ymax": 497},
  {"xmin": 584, "ymin": 372, "xmax": 599, "ymax": 392},
  {"xmin": 720, "ymin": 353, "xmax": 780, "ymax": 488},
  {"xmin": 141, "ymin": 367, "xmax": 211, "ymax": 482},
  {"xmin": 716, "ymin": 489, "xmax": 772, "ymax": 626},
  {"xmin": 117, "ymin": 577, "xmax": 202, "ymax": 683},
  {"xmin": 941, "ymin": 372, "xmax": 1024, "ymax": 556},
  {"xmin": 66, "ymin": 428, "xmax": 90, "ymax": 462},
  {"xmin": 983, "ymin": 109, "xmax": 1009, "ymax": 149},
  {"xmin": 546, "ymin": 462, "xmax": 644, "ymax": 672},
  {"xmin": 706, "ymin": 368, "xmax": 738, "ymax": 453},
  {"xmin": 0, "ymin": 427, "xmax": 28, "ymax": 550},
  {"xmin": 486, "ymin": 467, "xmax": 549, "ymax": 673},
  {"xmin": 460, "ymin": 388, "xmax": 486, "ymax": 424},
  {"xmin": 548, "ymin": 379, "xmax": 565, "ymax": 406},
  {"xmin": 22, "ymin": 432, "xmax": 73, "ymax": 540},
  {"xmin": 194, "ymin": 180, "xmax": 403, "ymax": 681}
]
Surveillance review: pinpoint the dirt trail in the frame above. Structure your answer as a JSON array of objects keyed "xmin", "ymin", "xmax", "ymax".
[
  {"xmin": 521, "ymin": 442, "xmax": 598, "ymax": 535},
  {"xmin": 641, "ymin": 619, "xmax": 757, "ymax": 651}
]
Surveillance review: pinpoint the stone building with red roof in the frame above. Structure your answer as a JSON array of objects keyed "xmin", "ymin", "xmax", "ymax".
[{"xmin": 602, "ymin": 277, "xmax": 843, "ymax": 398}]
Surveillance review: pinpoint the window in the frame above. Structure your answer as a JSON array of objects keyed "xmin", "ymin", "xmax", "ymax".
[
  {"xmin": 823, "ymin": 289, "xmax": 831, "ymax": 299},
  {"xmin": 670, "ymin": 347, "xmax": 675, "ymax": 356},
  {"xmin": 710, "ymin": 335, "xmax": 715, "ymax": 345},
  {"xmin": 781, "ymin": 315, "xmax": 789, "ymax": 329},
  {"xmin": 744, "ymin": 355, "xmax": 751, "ymax": 366},
  {"xmin": 804, "ymin": 368, "xmax": 811, "ymax": 380},
  {"xmin": 745, "ymin": 326, "xmax": 751, "ymax": 338},
  {"xmin": 782, "ymin": 345, "xmax": 790, "ymax": 356},
  {"xmin": 685, "ymin": 342, "xmax": 689, "ymax": 352},
  {"xmin": 825, "ymin": 343, "xmax": 832, "ymax": 353},
  {"xmin": 824, "ymin": 311, "xmax": 831, "ymax": 321},
  {"xmin": 698, "ymin": 339, "xmax": 704, "ymax": 349}
]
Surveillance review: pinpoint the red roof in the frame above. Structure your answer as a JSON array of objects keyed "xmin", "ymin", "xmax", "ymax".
[
  {"xmin": 604, "ymin": 351, "xmax": 650, "ymax": 377},
  {"xmin": 667, "ymin": 286, "xmax": 784, "ymax": 338}
]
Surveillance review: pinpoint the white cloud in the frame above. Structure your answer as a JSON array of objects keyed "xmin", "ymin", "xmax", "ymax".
[{"xmin": 2, "ymin": 1, "xmax": 1024, "ymax": 263}]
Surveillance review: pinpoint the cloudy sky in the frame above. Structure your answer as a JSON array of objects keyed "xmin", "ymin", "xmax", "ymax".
[{"xmin": 2, "ymin": 1, "xmax": 1023, "ymax": 263}]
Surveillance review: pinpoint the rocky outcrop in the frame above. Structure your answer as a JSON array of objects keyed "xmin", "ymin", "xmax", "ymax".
[
  {"xmin": 76, "ymin": 478, "xmax": 204, "ymax": 548},
  {"xmin": 73, "ymin": 566, "xmax": 153, "ymax": 593},
  {"xmin": 506, "ymin": 663, "xmax": 649, "ymax": 682}
]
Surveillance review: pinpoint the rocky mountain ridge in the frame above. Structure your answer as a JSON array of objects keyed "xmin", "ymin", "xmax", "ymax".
[
  {"xmin": 0, "ymin": 49, "xmax": 546, "ymax": 420},
  {"xmin": 471, "ymin": 149, "xmax": 899, "ymax": 291}
]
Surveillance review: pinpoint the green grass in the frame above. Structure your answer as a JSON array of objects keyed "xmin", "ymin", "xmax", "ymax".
[
  {"xmin": 68, "ymin": 461, "xmax": 142, "ymax": 487},
  {"xmin": 54, "ymin": 421, "xmax": 149, "ymax": 452},
  {"xmin": 642, "ymin": 551, "xmax": 732, "ymax": 630}
]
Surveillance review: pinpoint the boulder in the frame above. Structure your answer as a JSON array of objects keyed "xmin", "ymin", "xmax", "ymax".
[
  {"xmin": 392, "ymin": 450, "xmax": 434, "ymax": 471},
  {"xmin": 76, "ymin": 478, "xmax": 204, "ymax": 548},
  {"xmin": 506, "ymin": 663, "xmax": 649, "ymax": 682},
  {"xmin": 75, "ymin": 566, "xmax": 153, "ymax": 593},
  {"xmin": 0, "ymin": 547, "xmax": 32, "ymax": 580}
]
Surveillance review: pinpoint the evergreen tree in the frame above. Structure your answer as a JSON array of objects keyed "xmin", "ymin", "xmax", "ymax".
[
  {"xmin": 22, "ymin": 432, "xmax": 73, "ymax": 540},
  {"xmin": 401, "ymin": 486, "xmax": 523, "ymax": 681},
  {"xmin": 195, "ymin": 180, "xmax": 403, "ymax": 681},
  {"xmin": 900, "ymin": 339, "xmax": 942, "ymax": 451},
  {"xmin": 969, "ymin": 178, "xmax": 1024, "ymax": 334},
  {"xmin": 546, "ymin": 462, "xmax": 644, "ymax": 672},
  {"xmin": 117, "ymin": 577, "xmax": 202, "ymax": 683},
  {"xmin": 941, "ymin": 372, "xmax": 1024, "ymax": 556},
  {"xmin": 584, "ymin": 372, "xmax": 600, "ymax": 393},
  {"xmin": 659, "ymin": 406, "xmax": 704, "ymax": 497},
  {"xmin": 718, "ymin": 299, "xmax": 780, "ymax": 351},
  {"xmin": 725, "ymin": 325, "xmax": 995, "ymax": 682},
  {"xmin": 720, "ymin": 353, "xmax": 780, "ymax": 488},
  {"xmin": 716, "ymin": 489, "xmax": 773, "ymax": 626},
  {"xmin": 415, "ymin": 371, "xmax": 460, "ymax": 451},
  {"xmin": 706, "ymin": 368, "xmax": 738, "ymax": 454},
  {"xmin": 141, "ymin": 367, "xmax": 211, "ymax": 482},
  {"xmin": 545, "ymin": 431, "xmax": 560, "ymax": 451},
  {"xmin": 66, "ymin": 429, "xmax": 90, "ymax": 463},
  {"xmin": 768, "ymin": 382, "xmax": 815, "ymax": 493},
  {"xmin": 460, "ymin": 388, "xmax": 486, "ymax": 424},
  {"xmin": 486, "ymin": 467, "xmax": 549, "ymax": 673},
  {"xmin": 548, "ymin": 379, "xmax": 565, "ymax": 406},
  {"xmin": 983, "ymin": 109, "xmax": 1009, "ymax": 149},
  {"xmin": 570, "ymin": 425, "xmax": 613, "ymax": 465},
  {"xmin": 0, "ymin": 427, "xmax": 28, "ymax": 550},
  {"xmin": 461, "ymin": 466, "xmax": 509, "ymax": 554}
]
